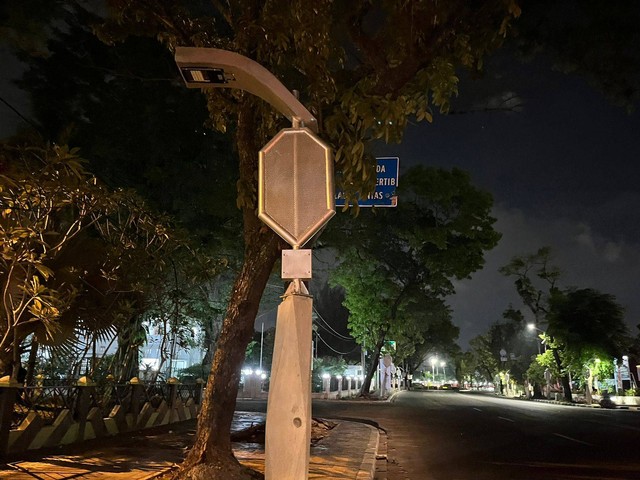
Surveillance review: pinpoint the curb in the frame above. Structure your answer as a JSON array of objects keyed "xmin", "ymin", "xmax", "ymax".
[
  {"xmin": 529, "ymin": 398, "xmax": 640, "ymax": 411},
  {"xmin": 356, "ymin": 424, "xmax": 381, "ymax": 479}
]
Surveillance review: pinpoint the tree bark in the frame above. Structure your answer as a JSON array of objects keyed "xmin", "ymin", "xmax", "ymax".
[
  {"xmin": 113, "ymin": 314, "xmax": 144, "ymax": 383},
  {"xmin": 360, "ymin": 339, "xmax": 384, "ymax": 396},
  {"xmin": 551, "ymin": 347, "xmax": 573, "ymax": 402},
  {"xmin": 24, "ymin": 340, "xmax": 39, "ymax": 386},
  {"xmin": 175, "ymin": 97, "xmax": 281, "ymax": 479}
]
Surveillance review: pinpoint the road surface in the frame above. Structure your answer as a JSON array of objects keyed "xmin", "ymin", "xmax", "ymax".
[{"xmin": 272, "ymin": 390, "xmax": 640, "ymax": 479}]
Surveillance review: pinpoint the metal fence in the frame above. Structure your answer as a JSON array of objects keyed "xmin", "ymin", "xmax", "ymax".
[{"xmin": 5, "ymin": 380, "xmax": 202, "ymax": 430}]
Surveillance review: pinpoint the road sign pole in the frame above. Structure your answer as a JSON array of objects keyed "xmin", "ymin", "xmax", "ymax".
[
  {"xmin": 174, "ymin": 48, "xmax": 334, "ymax": 479},
  {"xmin": 265, "ymin": 280, "xmax": 313, "ymax": 480},
  {"xmin": 259, "ymin": 126, "xmax": 334, "ymax": 480}
]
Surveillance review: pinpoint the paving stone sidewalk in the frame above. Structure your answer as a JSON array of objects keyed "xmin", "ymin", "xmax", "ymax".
[{"xmin": 0, "ymin": 413, "xmax": 380, "ymax": 480}]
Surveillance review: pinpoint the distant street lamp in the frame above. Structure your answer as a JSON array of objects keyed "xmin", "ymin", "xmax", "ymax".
[
  {"xmin": 441, "ymin": 361, "xmax": 447, "ymax": 383},
  {"xmin": 527, "ymin": 323, "xmax": 545, "ymax": 354},
  {"xmin": 430, "ymin": 357, "xmax": 436, "ymax": 383}
]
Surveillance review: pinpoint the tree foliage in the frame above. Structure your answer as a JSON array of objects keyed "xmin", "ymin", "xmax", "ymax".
[
  {"xmin": 0, "ymin": 142, "xmax": 204, "ymax": 380},
  {"xmin": 547, "ymin": 288, "xmax": 630, "ymax": 374},
  {"xmin": 501, "ymin": 248, "xmax": 631, "ymax": 401},
  {"xmin": 498, "ymin": 246, "xmax": 560, "ymax": 325},
  {"xmin": 513, "ymin": 0, "xmax": 640, "ymax": 111},
  {"xmin": 466, "ymin": 334, "xmax": 500, "ymax": 384},
  {"xmin": 329, "ymin": 165, "xmax": 500, "ymax": 394},
  {"xmin": 465, "ymin": 307, "xmax": 533, "ymax": 388},
  {"xmin": 5, "ymin": 1, "xmax": 241, "ymax": 385},
  {"xmin": 11, "ymin": 3, "xmax": 241, "ymax": 245},
  {"xmin": 96, "ymin": 0, "xmax": 521, "ymax": 205}
]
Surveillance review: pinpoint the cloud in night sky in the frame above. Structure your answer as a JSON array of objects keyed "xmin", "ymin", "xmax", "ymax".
[
  {"xmin": 376, "ymin": 52, "xmax": 640, "ymax": 349},
  {"xmin": 473, "ymin": 90, "xmax": 523, "ymax": 112},
  {"xmin": 448, "ymin": 204, "xmax": 640, "ymax": 347}
]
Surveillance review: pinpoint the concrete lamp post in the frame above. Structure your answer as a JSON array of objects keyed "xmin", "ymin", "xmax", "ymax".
[{"xmin": 175, "ymin": 47, "xmax": 335, "ymax": 480}]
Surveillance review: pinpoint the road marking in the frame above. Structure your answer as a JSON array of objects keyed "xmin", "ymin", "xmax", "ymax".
[
  {"xmin": 498, "ymin": 416, "xmax": 514, "ymax": 422},
  {"xmin": 553, "ymin": 433, "xmax": 594, "ymax": 446},
  {"xmin": 473, "ymin": 408, "xmax": 482, "ymax": 412}
]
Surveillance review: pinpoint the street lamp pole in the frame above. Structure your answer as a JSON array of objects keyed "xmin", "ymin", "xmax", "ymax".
[
  {"xmin": 430, "ymin": 357, "xmax": 436, "ymax": 385},
  {"xmin": 174, "ymin": 47, "xmax": 333, "ymax": 480},
  {"xmin": 527, "ymin": 323, "xmax": 545, "ymax": 354}
]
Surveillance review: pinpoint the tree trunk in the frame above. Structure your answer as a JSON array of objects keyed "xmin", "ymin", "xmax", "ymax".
[
  {"xmin": 175, "ymin": 97, "xmax": 281, "ymax": 480},
  {"xmin": 551, "ymin": 347, "xmax": 573, "ymax": 402},
  {"xmin": 360, "ymin": 339, "xmax": 384, "ymax": 396},
  {"xmin": 202, "ymin": 282, "xmax": 224, "ymax": 369},
  {"xmin": 201, "ymin": 322, "xmax": 215, "ymax": 370},
  {"xmin": 24, "ymin": 339, "xmax": 39, "ymax": 386},
  {"xmin": 113, "ymin": 314, "xmax": 144, "ymax": 383}
]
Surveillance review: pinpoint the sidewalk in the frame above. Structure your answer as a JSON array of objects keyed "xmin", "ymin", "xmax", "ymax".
[{"xmin": 0, "ymin": 412, "xmax": 380, "ymax": 479}]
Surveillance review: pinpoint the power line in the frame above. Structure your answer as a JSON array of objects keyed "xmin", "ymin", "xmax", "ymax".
[
  {"xmin": 312, "ymin": 306, "xmax": 352, "ymax": 340},
  {"xmin": 255, "ymin": 306, "xmax": 278, "ymax": 322},
  {"xmin": 315, "ymin": 333, "xmax": 359, "ymax": 356},
  {"xmin": 0, "ymin": 94, "xmax": 41, "ymax": 133},
  {"xmin": 316, "ymin": 321, "xmax": 355, "ymax": 342}
]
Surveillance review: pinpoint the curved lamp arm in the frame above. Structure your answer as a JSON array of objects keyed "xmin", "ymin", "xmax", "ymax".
[{"xmin": 175, "ymin": 47, "xmax": 318, "ymax": 132}]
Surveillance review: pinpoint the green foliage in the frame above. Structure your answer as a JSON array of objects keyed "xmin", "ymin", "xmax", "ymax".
[
  {"xmin": 401, "ymin": 301, "xmax": 461, "ymax": 372},
  {"xmin": 330, "ymin": 166, "xmax": 500, "ymax": 387},
  {"xmin": 499, "ymin": 246, "xmax": 561, "ymax": 324},
  {"xmin": 4, "ymin": 0, "xmax": 522, "ymax": 469},
  {"xmin": 330, "ymin": 248, "xmax": 391, "ymax": 348},
  {"xmin": 533, "ymin": 349, "xmax": 559, "ymax": 375},
  {"xmin": 243, "ymin": 327, "xmax": 275, "ymax": 371},
  {"xmin": 519, "ymin": 285, "xmax": 629, "ymax": 394},
  {"xmin": 467, "ymin": 333, "xmax": 501, "ymax": 383},
  {"xmin": 313, "ymin": 356, "xmax": 347, "ymax": 379},
  {"xmin": 525, "ymin": 357, "xmax": 548, "ymax": 386},
  {"xmin": 466, "ymin": 304, "xmax": 542, "ymax": 387},
  {"xmin": 0, "ymin": 142, "xmax": 208, "ymax": 379},
  {"xmin": 93, "ymin": 0, "xmax": 520, "ymax": 207},
  {"xmin": 545, "ymin": 288, "xmax": 630, "ymax": 376}
]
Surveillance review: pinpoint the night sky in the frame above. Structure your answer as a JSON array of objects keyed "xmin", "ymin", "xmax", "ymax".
[{"xmin": 376, "ymin": 53, "xmax": 640, "ymax": 347}]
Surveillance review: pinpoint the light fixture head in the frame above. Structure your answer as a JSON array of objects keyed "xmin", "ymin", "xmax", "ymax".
[{"xmin": 179, "ymin": 67, "xmax": 235, "ymax": 85}]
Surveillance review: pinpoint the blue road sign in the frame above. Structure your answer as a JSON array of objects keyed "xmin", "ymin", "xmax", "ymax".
[{"xmin": 335, "ymin": 157, "xmax": 399, "ymax": 207}]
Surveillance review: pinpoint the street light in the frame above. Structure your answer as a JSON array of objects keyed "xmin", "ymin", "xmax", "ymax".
[
  {"xmin": 527, "ymin": 323, "xmax": 545, "ymax": 354},
  {"xmin": 175, "ymin": 47, "xmax": 317, "ymax": 132},
  {"xmin": 174, "ymin": 47, "xmax": 329, "ymax": 480},
  {"xmin": 441, "ymin": 361, "xmax": 446, "ymax": 383}
]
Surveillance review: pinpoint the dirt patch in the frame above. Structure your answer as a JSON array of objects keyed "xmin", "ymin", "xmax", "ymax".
[{"xmin": 230, "ymin": 417, "xmax": 337, "ymax": 444}]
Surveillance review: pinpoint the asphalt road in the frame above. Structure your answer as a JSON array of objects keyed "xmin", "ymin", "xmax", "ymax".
[{"xmin": 246, "ymin": 390, "xmax": 640, "ymax": 480}]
